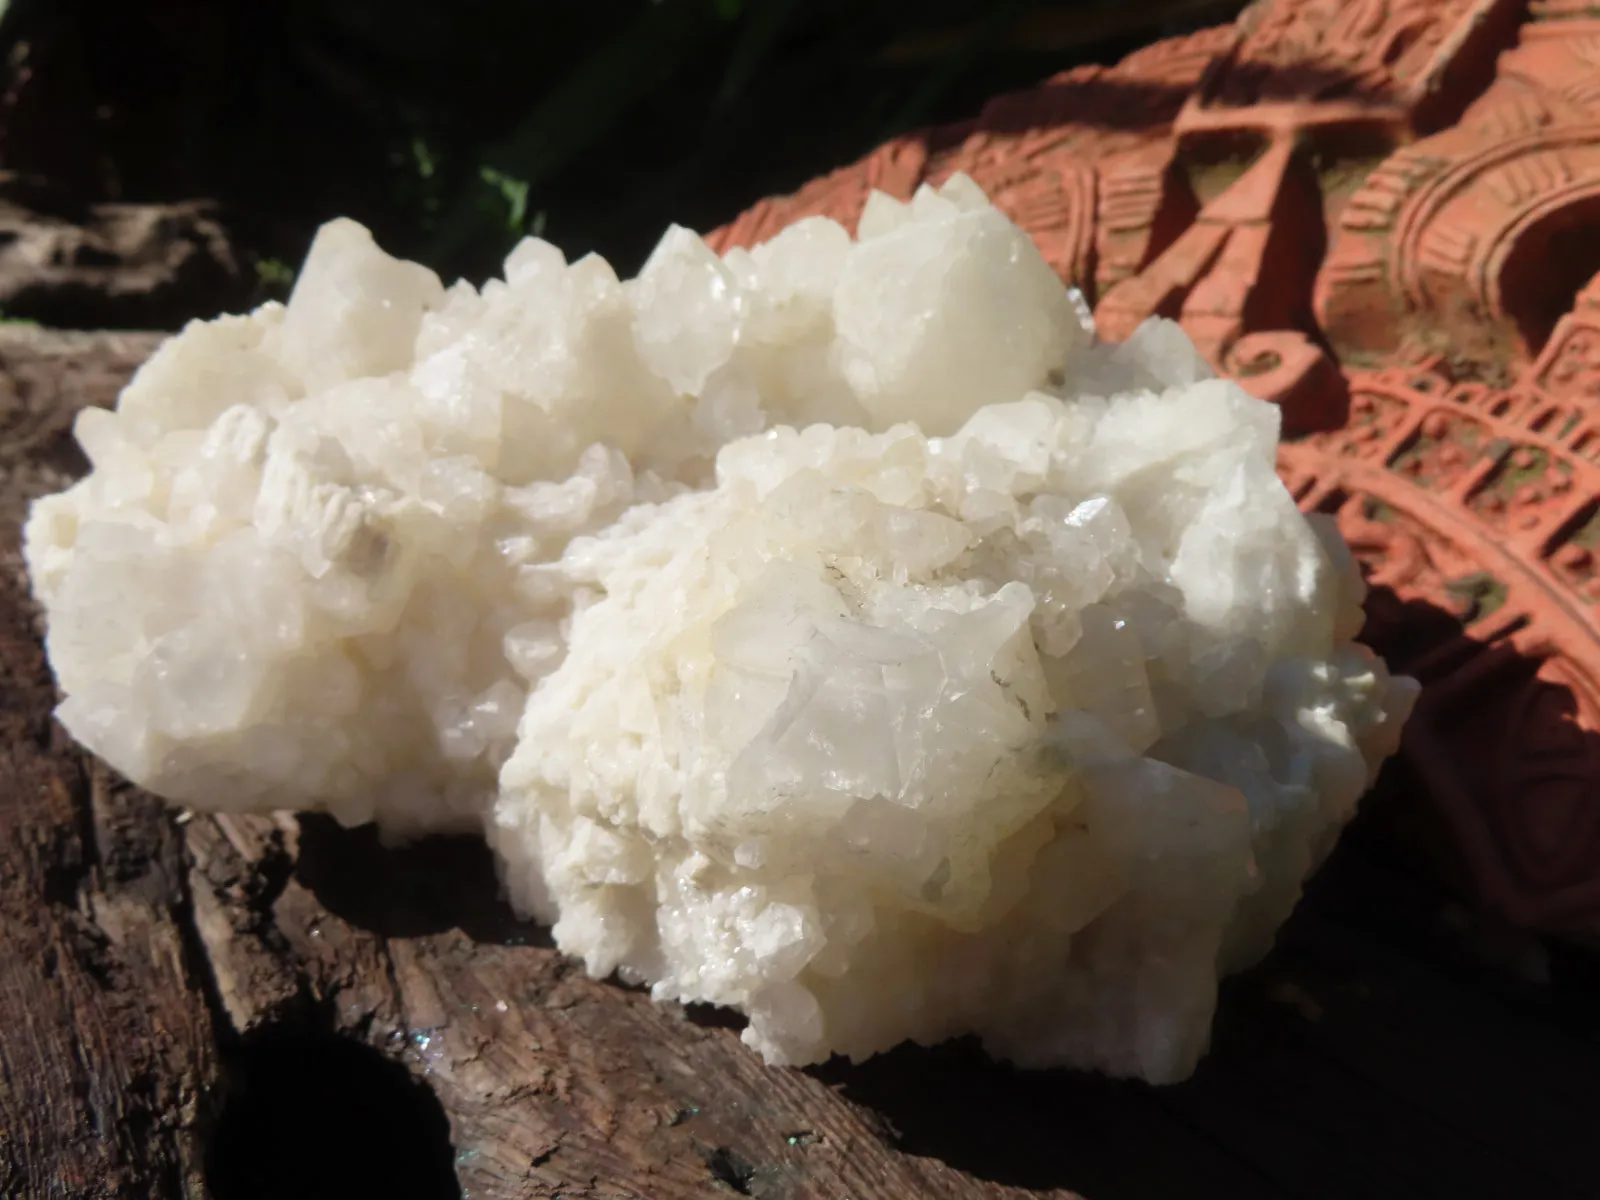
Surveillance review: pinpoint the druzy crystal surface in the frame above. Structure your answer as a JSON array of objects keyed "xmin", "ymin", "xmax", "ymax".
[{"xmin": 24, "ymin": 176, "xmax": 1416, "ymax": 1083}]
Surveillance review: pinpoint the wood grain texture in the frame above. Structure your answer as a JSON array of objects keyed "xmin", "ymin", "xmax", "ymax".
[
  {"xmin": 1, "ymin": 326, "xmax": 1597, "ymax": 1200},
  {"xmin": 0, "ymin": 325, "xmax": 212, "ymax": 1200}
]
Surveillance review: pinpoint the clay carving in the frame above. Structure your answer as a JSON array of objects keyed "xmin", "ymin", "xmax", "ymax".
[{"xmin": 708, "ymin": 0, "xmax": 1600, "ymax": 942}]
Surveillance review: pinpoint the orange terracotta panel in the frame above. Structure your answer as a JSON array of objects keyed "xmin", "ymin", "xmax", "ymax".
[{"xmin": 709, "ymin": 0, "xmax": 1600, "ymax": 943}]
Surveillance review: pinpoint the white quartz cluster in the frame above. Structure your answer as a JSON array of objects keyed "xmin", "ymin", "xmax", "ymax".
[{"xmin": 24, "ymin": 174, "xmax": 1416, "ymax": 1083}]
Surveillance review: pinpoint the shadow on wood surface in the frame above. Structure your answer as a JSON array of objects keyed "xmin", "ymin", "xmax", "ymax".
[
  {"xmin": 206, "ymin": 1025, "xmax": 462, "ymax": 1200},
  {"xmin": 296, "ymin": 815, "xmax": 551, "ymax": 947}
]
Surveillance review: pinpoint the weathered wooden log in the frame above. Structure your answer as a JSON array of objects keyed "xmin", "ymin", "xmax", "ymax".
[{"xmin": 2, "ymin": 324, "xmax": 1597, "ymax": 1200}]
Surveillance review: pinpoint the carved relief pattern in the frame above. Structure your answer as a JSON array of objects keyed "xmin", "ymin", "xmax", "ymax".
[
  {"xmin": 1278, "ymin": 346, "xmax": 1600, "ymax": 931},
  {"xmin": 1202, "ymin": 0, "xmax": 1501, "ymax": 108},
  {"xmin": 707, "ymin": 0, "xmax": 1600, "ymax": 940}
]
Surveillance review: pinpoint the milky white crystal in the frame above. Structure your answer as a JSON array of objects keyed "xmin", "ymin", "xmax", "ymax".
[{"xmin": 24, "ymin": 175, "xmax": 1416, "ymax": 1084}]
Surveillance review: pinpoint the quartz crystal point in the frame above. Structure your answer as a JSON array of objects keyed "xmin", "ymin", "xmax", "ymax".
[{"xmin": 23, "ymin": 175, "xmax": 1417, "ymax": 1084}]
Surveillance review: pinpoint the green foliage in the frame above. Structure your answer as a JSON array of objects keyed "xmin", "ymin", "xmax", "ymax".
[
  {"xmin": 478, "ymin": 168, "xmax": 531, "ymax": 235},
  {"xmin": 253, "ymin": 257, "xmax": 296, "ymax": 293}
]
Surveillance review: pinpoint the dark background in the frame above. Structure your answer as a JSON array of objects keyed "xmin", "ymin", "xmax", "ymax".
[{"xmin": 0, "ymin": 0, "xmax": 1243, "ymax": 296}]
